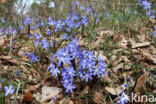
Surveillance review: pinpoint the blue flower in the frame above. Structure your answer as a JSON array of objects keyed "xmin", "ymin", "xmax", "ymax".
[
  {"xmin": 117, "ymin": 91, "xmax": 128, "ymax": 104},
  {"xmin": 42, "ymin": 38, "xmax": 49, "ymax": 50},
  {"xmin": 15, "ymin": 69, "xmax": 21, "ymax": 76},
  {"xmin": 55, "ymin": 20, "xmax": 64, "ymax": 32},
  {"xmin": 75, "ymin": 21, "xmax": 81, "ymax": 28},
  {"xmin": 86, "ymin": 6, "xmax": 92, "ymax": 15},
  {"xmin": 24, "ymin": 53, "xmax": 39, "ymax": 63},
  {"xmin": 12, "ymin": 29, "xmax": 17, "ymax": 34},
  {"xmin": 127, "ymin": 10, "xmax": 131, "ymax": 14},
  {"xmin": 124, "ymin": 84, "xmax": 129, "ymax": 88},
  {"xmin": 62, "ymin": 77, "xmax": 72, "ymax": 85},
  {"xmin": 37, "ymin": 19, "xmax": 44, "ymax": 27},
  {"xmin": 72, "ymin": 14, "xmax": 79, "ymax": 20},
  {"xmin": 34, "ymin": 40, "xmax": 41, "ymax": 46},
  {"xmin": 61, "ymin": 69, "xmax": 69, "ymax": 78},
  {"xmin": 87, "ymin": 61, "xmax": 96, "ymax": 72},
  {"xmin": 139, "ymin": 0, "xmax": 151, "ymax": 10},
  {"xmin": 19, "ymin": 25, "xmax": 24, "ymax": 30},
  {"xmin": 81, "ymin": 15, "xmax": 88, "ymax": 26},
  {"xmin": 24, "ymin": 17, "xmax": 32, "ymax": 25},
  {"xmin": 46, "ymin": 28, "xmax": 51, "ymax": 35},
  {"xmin": 48, "ymin": 62, "xmax": 55, "ymax": 70},
  {"xmin": 79, "ymin": 6, "xmax": 85, "ymax": 11},
  {"xmin": 50, "ymin": 67, "xmax": 60, "ymax": 77},
  {"xmin": 75, "ymin": 1, "xmax": 80, "ymax": 5},
  {"xmin": 81, "ymin": 72, "xmax": 93, "ymax": 82},
  {"xmin": 34, "ymin": 34, "xmax": 40, "ymax": 40},
  {"xmin": 48, "ymin": 17, "xmax": 55, "ymax": 26},
  {"xmin": 92, "ymin": 68, "xmax": 101, "ymax": 77},
  {"xmin": 5, "ymin": 85, "xmax": 15, "ymax": 96},
  {"xmin": 65, "ymin": 18, "xmax": 75, "ymax": 29},
  {"xmin": 79, "ymin": 58, "xmax": 88, "ymax": 69},
  {"xmin": 105, "ymin": 12, "xmax": 110, "ymax": 19},
  {"xmin": 134, "ymin": 10, "xmax": 137, "ymax": 14},
  {"xmin": 0, "ymin": 27, "xmax": 5, "ymax": 35},
  {"xmin": 63, "ymin": 82, "xmax": 76, "ymax": 93},
  {"xmin": 55, "ymin": 48, "xmax": 71, "ymax": 66},
  {"xmin": 67, "ymin": 66, "xmax": 75, "ymax": 77},
  {"xmin": 1, "ymin": 18, "xmax": 5, "ymax": 23},
  {"xmin": 28, "ymin": 34, "xmax": 32, "ymax": 38},
  {"xmin": 151, "ymin": 15, "xmax": 155, "ymax": 19},
  {"xmin": 142, "ymin": 1, "xmax": 151, "ymax": 10},
  {"xmin": 146, "ymin": 10, "xmax": 151, "ymax": 17}
]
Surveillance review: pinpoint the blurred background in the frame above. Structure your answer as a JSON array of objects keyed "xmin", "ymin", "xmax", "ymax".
[{"xmin": 0, "ymin": 0, "xmax": 155, "ymax": 23}]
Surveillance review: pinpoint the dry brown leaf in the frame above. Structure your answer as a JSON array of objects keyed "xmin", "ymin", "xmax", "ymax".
[
  {"xmin": 22, "ymin": 92, "xmax": 33, "ymax": 103},
  {"xmin": 0, "ymin": 36, "xmax": 5, "ymax": 47},
  {"xmin": 8, "ymin": 59, "xmax": 19, "ymax": 65},
  {"xmin": 41, "ymin": 86, "xmax": 62, "ymax": 103},
  {"xmin": 28, "ymin": 83, "xmax": 42, "ymax": 92},
  {"xmin": 93, "ymin": 91, "xmax": 103, "ymax": 104},
  {"xmin": 149, "ymin": 16, "xmax": 156, "ymax": 23},
  {"xmin": 0, "ymin": 56, "xmax": 12, "ymax": 60},
  {"xmin": 113, "ymin": 34, "xmax": 120, "ymax": 42},
  {"xmin": 58, "ymin": 98, "xmax": 70, "ymax": 104},
  {"xmin": 68, "ymin": 100, "xmax": 74, "ymax": 104},
  {"xmin": 33, "ymin": 93, "xmax": 42, "ymax": 103},
  {"xmin": 141, "ymin": 49, "xmax": 156, "ymax": 65},
  {"xmin": 19, "ymin": 56, "xmax": 29, "ymax": 62},
  {"xmin": 94, "ymin": 51, "xmax": 107, "ymax": 62},
  {"xmin": 118, "ymin": 38, "xmax": 129, "ymax": 49},
  {"xmin": 101, "ymin": 73, "xmax": 112, "ymax": 83},
  {"xmin": 135, "ymin": 71, "xmax": 146, "ymax": 94},
  {"xmin": 0, "ymin": 56, "xmax": 20, "ymax": 65},
  {"xmin": 91, "ymin": 38, "xmax": 102, "ymax": 49},
  {"xmin": 132, "ymin": 42, "xmax": 151, "ymax": 49},
  {"xmin": 97, "ymin": 30, "xmax": 114, "ymax": 37},
  {"xmin": 105, "ymin": 84, "xmax": 125, "ymax": 95},
  {"xmin": 112, "ymin": 63, "xmax": 124, "ymax": 72}
]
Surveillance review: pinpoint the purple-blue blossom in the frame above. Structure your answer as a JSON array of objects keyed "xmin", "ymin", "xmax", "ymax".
[
  {"xmin": 24, "ymin": 53, "xmax": 39, "ymax": 63},
  {"xmin": 46, "ymin": 28, "xmax": 51, "ymax": 35},
  {"xmin": 24, "ymin": 17, "xmax": 32, "ymax": 25},
  {"xmin": 4, "ymin": 85, "xmax": 15, "ymax": 96},
  {"xmin": 63, "ymin": 82, "xmax": 76, "ymax": 93},
  {"xmin": 1, "ymin": 18, "xmax": 5, "ymax": 23},
  {"xmin": 48, "ymin": 17, "xmax": 55, "ymax": 26},
  {"xmin": 117, "ymin": 91, "xmax": 128, "ymax": 104},
  {"xmin": 42, "ymin": 38, "xmax": 49, "ymax": 50},
  {"xmin": 34, "ymin": 34, "xmax": 40, "ymax": 40},
  {"xmin": 50, "ymin": 67, "xmax": 60, "ymax": 77}
]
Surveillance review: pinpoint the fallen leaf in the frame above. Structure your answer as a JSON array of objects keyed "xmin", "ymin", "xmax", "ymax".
[
  {"xmin": 141, "ymin": 49, "xmax": 156, "ymax": 65},
  {"xmin": 28, "ymin": 83, "xmax": 42, "ymax": 92},
  {"xmin": 0, "ymin": 36, "xmax": 5, "ymax": 47},
  {"xmin": 22, "ymin": 92, "xmax": 33, "ymax": 103},
  {"xmin": 105, "ymin": 84, "xmax": 126, "ymax": 95},
  {"xmin": 132, "ymin": 42, "xmax": 150, "ymax": 49},
  {"xmin": 41, "ymin": 86, "xmax": 62, "ymax": 103},
  {"xmin": 93, "ymin": 91, "xmax": 103, "ymax": 104},
  {"xmin": 68, "ymin": 100, "xmax": 74, "ymax": 104},
  {"xmin": 33, "ymin": 93, "xmax": 42, "ymax": 103},
  {"xmin": 135, "ymin": 71, "xmax": 146, "ymax": 94}
]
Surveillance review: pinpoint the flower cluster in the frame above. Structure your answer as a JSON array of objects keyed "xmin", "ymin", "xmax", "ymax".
[
  {"xmin": 138, "ymin": 0, "xmax": 155, "ymax": 18},
  {"xmin": 48, "ymin": 39, "xmax": 107, "ymax": 93}
]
